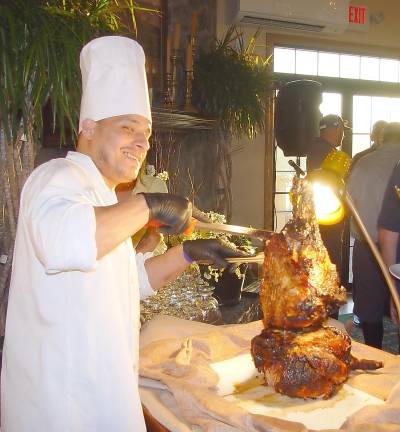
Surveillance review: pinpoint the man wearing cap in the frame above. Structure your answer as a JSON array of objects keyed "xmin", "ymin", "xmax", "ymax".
[
  {"xmin": 306, "ymin": 114, "xmax": 351, "ymax": 284},
  {"xmin": 1, "ymin": 36, "xmax": 245, "ymax": 432},
  {"xmin": 306, "ymin": 114, "xmax": 351, "ymax": 172}
]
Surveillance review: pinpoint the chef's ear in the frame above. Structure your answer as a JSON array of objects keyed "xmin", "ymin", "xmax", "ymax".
[{"xmin": 81, "ymin": 118, "xmax": 97, "ymax": 139}]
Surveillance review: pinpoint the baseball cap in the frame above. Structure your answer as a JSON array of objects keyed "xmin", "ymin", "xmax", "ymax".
[{"xmin": 319, "ymin": 114, "xmax": 351, "ymax": 131}]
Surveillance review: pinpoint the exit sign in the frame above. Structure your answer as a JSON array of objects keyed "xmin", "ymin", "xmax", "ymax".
[
  {"xmin": 348, "ymin": 5, "xmax": 369, "ymax": 32},
  {"xmin": 348, "ymin": 5, "xmax": 366, "ymax": 24}
]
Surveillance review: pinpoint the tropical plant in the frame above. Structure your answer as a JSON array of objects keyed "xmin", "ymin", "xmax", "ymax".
[
  {"xmin": 190, "ymin": 27, "xmax": 273, "ymax": 220},
  {"xmin": 192, "ymin": 26, "xmax": 272, "ymax": 140},
  {"xmin": 0, "ymin": 0, "xmax": 156, "ymax": 334}
]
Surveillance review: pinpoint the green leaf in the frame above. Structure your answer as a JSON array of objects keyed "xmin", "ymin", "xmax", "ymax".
[{"xmin": 0, "ymin": 0, "xmax": 155, "ymax": 145}]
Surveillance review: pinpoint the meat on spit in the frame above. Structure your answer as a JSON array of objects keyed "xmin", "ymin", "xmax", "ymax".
[
  {"xmin": 251, "ymin": 177, "xmax": 382, "ymax": 399},
  {"xmin": 252, "ymin": 326, "xmax": 382, "ymax": 399},
  {"xmin": 261, "ymin": 176, "xmax": 346, "ymax": 330}
]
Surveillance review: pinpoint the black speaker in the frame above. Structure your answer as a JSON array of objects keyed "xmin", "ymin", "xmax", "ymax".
[{"xmin": 275, "ymin": 80, "xmax": 322, "ymax": 157}]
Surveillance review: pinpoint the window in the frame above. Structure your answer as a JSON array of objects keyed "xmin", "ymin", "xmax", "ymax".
[
  {"xmin": 318, "ymin": 52, "xmax": 340, "ymax": 77},
  {"xmin": 352, "ymin": 95, "xmax": 400, "ymax": 156},
  {"xmin": 296, "ymin": 50, "xmax": 318, "ymax": 75},
  {"xmin": 340, "ymin": 54, "xmax": 360, "ymax": 79},
  {"xmin": 273, "ymin": 47, "xmax": 295, "ymax": 73},
  {"xmin": 274, "ymin": 45, "xmax": 400, "ymax": 286},
  {"xmin": 274, "ymin": 47, "xmax": 400, "ymax": 83},
  {"xmin": 319, "ymin": 93, "xmax": 342, "ymax": 117},
  {"xmin": 380, "ymin": 59, "xmax": 399, "ymax": 83}
]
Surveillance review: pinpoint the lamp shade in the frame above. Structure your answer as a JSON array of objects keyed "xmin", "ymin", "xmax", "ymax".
[
  {"xmin": 306, "ymin": 169, "xmax": 345, "ymax": 225},
  {"xmin": 305, "ymin": 149, "xmax": 351, "ymax": 225},
  {"xmin": 321, "ymin": 150, "xmax": 351, "ymax": 179}
]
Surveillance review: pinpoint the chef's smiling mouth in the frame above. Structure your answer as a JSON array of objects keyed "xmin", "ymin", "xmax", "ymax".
[{"xmin": 122, "ymin": 151, "xmax": 141, "ymax": 164}]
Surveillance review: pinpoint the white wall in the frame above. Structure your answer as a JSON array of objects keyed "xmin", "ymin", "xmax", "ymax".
[{"xmin": 230, "ymin": 135, "xmax": 265, "ymax": 227}]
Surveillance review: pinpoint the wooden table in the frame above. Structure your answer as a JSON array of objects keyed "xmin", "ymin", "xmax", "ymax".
[{"xmin": 143, "ymin": 405, "xmax": 170, "ymax": 432}]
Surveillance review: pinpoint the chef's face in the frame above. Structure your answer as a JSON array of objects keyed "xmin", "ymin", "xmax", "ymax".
[{"xmin": 89, "ymin": 114, "xmax": 151, "ymax": 188}]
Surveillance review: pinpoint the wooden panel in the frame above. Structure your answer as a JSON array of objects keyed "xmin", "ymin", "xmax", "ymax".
[{"xmin": 143, "ymin": 404, "xmax": 171, "ymax": 432}]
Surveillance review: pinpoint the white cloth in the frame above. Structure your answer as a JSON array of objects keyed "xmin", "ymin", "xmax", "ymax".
[
  {"xmin": 1, "ymin": 151, "xmax": 154, "ymax": 432},
  {"xmin": 79, "ymin": 36, "xmax": 151, "ymax": 132},
  {"xmin": 347, "ymin": 142, "xmax": 400, "ymax": 242}
]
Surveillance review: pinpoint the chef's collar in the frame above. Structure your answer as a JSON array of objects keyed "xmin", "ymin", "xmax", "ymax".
[{"xmin": 66, "ymin": 151, "xmax": 115, "ymax": 192}]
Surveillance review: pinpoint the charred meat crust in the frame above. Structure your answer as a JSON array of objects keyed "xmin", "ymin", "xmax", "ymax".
[{"xmin": 252, "ymin": 177, "xmax": 382, "ymax": 399}]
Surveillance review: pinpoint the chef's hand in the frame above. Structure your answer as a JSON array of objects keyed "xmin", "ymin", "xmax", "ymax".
[
  {"xmin": 140, "ymin": 192, "xmax": 192, "ymax": 234},
  {"xmin": 182, "ymin": 239, "xmax": 249, "ymax": 268}
]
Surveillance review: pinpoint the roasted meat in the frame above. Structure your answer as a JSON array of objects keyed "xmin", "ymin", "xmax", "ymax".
[
  {"xmin": 251, "ymin": 326, "xmax": 382, "ymax": 399},
  {"xmin": 261, "ymin": 177, "xmax": 346, "ymax": 330},
  {"xmin": 252, "ymin": 176, "xmax": 383, "ymax": 399}
]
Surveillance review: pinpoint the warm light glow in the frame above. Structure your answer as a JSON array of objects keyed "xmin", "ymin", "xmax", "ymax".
[{"xmin": 312, "ymin": 182, "xmax": 344, "ymax": 225}]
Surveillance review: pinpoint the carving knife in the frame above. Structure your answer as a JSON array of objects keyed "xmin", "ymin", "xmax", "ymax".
[
  {"xmin": 147, "ymin": 216, "xmax": 275, "ymax": 240},
  {"xmin": 191, "ymin": 220, "xmax": 275, "ymax": 240}
]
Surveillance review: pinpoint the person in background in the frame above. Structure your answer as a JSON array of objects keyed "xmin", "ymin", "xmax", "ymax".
[
  {"xmin": 306, "ymin": 114, "xmax": 351, "ymax": 172},
  {"xmin": 371, "ymin": 120, "xmax": 389, "ymax": 149},
  {"xmin": 350, "ymin": 120, "xmax": 388, "ymax": 169},
  {"xmin": 348, "ymin": 120, "xmax": 388, "ymax": 329},
  {"xmin": 378, "ymin": 159, "xmax": 400, "ymax": 350},
  {"xmin": 1, "ymin": 36, "xmax": 246, "ymax": 432},
  {"xmin": 347, "ymin": 122, "xmax": 400, "ymax": 349},
  {"xmin": 307, "ymin": 114, "xmax": 351, "ymax": 284}
]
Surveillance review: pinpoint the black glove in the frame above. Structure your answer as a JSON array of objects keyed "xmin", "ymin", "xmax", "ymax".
[
  {"xmin": 182, "ymin": 239, "xmax": 250, "ymax": 268},
  {"xmin": 141, "ymin": 193, "xmax": 192, "ymax": 234}
]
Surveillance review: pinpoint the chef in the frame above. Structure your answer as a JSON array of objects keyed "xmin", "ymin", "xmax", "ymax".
[{"xmin": 1, "ymin": 36, "xmax": 244, "ymax": 432}]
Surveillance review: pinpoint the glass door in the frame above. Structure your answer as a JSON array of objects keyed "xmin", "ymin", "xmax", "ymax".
[
  {"xmin": 347, "ymin": 95, "xmax": 400, "ymax": 283},
  {"xmin": 273, "ymin": 44, "xmax": 400, "ymax": 288},
  {"xmin": 352, "ymin": 95, "xmax": 400, "ymax": 156}
]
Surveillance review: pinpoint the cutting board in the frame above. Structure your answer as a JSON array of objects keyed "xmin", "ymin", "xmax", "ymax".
[{"xmin": 210, "ymin": 353, "xmax": 384, "ymax": 430}]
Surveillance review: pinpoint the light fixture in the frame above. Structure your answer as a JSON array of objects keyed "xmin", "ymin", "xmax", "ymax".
[
  {"xmin": 308, "ymin": 172, "xmax": 345, "ymax": 225},
  {"xmin": 306, "ymin": 149, "xmax": 400, "ymax": 320},
  {"xmin": 306, "ymin": 150, "xmax": 350, "ymax": 225}
]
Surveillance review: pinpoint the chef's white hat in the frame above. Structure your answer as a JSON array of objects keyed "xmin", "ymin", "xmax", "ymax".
[{"xmin": 79, "ymin": 36, "xmax": 151, "ymax": 132}]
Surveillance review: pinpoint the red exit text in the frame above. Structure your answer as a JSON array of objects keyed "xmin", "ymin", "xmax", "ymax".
[{"xmin": 348, "ymin": 5, "xmax": 366, "ymax": 25}]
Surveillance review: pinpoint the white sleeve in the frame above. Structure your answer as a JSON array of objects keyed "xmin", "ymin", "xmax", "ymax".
[
  {"xmin": 135, "ymin": 252, "xmax": 155, "ymax": 299},
  {"xmin": 23, "ymin": 180, "xmax": 98, "ymax": 274}
]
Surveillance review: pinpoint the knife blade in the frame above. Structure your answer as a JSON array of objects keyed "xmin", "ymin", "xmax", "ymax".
[
  {"xmin": 193, "ymin": 220, "xmax": 275, "ymax": 240},
  {"xmin": 197, "ymin": 252, "xmax": 265, "ymax": 265}
]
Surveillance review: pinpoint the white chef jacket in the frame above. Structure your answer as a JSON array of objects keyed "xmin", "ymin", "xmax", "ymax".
[{"xmin": 1, "ymin": 151, "xmax": 154, "ymax": 432}]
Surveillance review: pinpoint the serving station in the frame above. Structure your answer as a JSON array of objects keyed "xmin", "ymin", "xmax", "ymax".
[{"xmin": 139, "ymin": 316, "xmax": 400, "ymax": 432}]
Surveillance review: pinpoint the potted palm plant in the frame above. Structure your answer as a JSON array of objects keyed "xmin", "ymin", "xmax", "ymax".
[
  {"xmin": 0, "ymin": 0, "xmax": 156, "ymax": 334},
  {"xmin": 191, "ymin": 26, "xmax": 273, "ymax": 219},
  {"xmin": 192, "ymin": 26, "xmax": 272, "ymax": 140}
]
